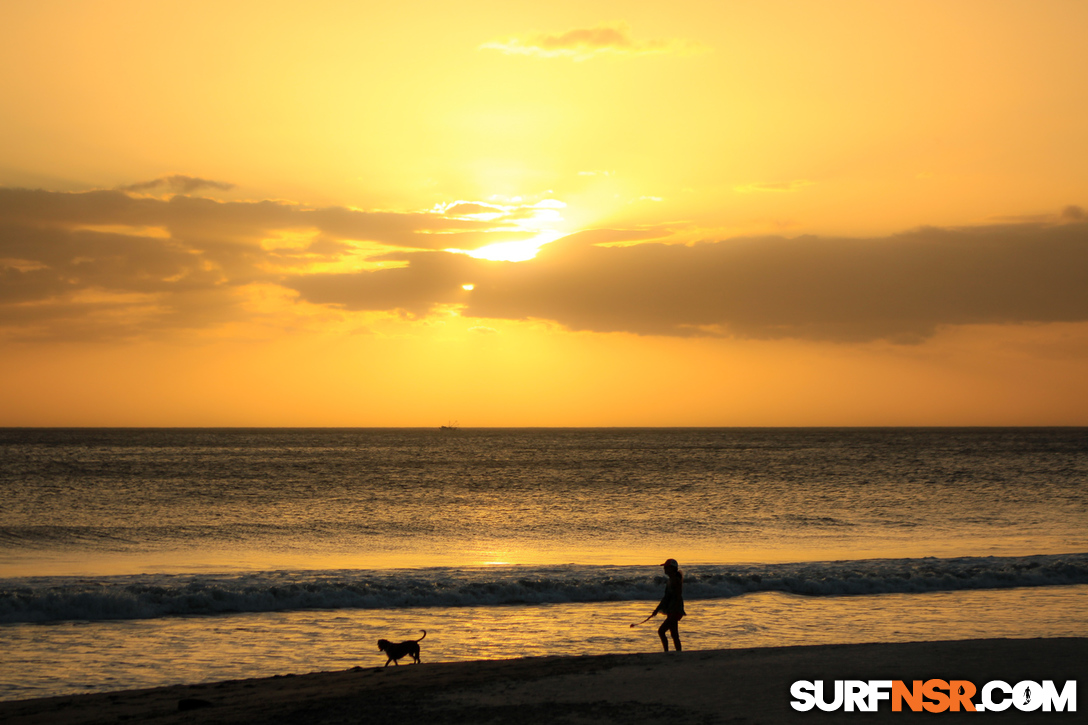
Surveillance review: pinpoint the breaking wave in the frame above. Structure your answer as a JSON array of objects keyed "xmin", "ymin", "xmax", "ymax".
[{"xmin": 2, "ymin": 553, "xmax": 1086, "ymax": 624}]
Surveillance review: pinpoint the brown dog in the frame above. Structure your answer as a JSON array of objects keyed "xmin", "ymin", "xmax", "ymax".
[{"xmin": 377, "ymin": 630, "xmax": 426, "ymax": 666}]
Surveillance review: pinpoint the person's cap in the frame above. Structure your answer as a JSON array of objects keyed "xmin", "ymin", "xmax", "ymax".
[{"xmin": 661, "ymin": 558, "xmax": 679, "ymax": 568}]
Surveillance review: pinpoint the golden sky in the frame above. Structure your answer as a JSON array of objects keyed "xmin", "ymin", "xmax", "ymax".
[{"xmin": 2, "ymin": 0, "xmax": 1087, "ymax": 426}]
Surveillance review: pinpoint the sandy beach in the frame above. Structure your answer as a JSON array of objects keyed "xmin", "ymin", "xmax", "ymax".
[{"xmin": 1, "ymin": 638, "xmax": 1083, "ymax": 724}]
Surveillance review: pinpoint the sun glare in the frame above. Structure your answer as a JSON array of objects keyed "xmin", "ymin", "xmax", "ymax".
[
  {"xmin": 449, "ymin": 230, "xmax": 564, "ymax": 262},
  {"xmin": 436, "ymin": 196, "xmax": 568, "ymax": 262}
]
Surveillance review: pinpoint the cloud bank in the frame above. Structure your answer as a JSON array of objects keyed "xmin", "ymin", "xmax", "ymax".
[
  {"xmin": 0, "ymin": 187, "xmax": 492, "ymax": 339},
  {"xmin": 289, "ymin": 221, "xmax": 1088, "ymax": 343},
  {"xmin": 2, "ymin": 187, "xmax": 1087, "ymax": 343}
]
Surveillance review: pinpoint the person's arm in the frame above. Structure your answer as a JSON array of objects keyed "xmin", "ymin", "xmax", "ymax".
[{"xmin": 655, "ymin": 586, "xmax": 672, "ymax": 615}]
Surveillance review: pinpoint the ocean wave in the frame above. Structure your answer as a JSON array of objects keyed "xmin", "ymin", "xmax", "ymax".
[{"xmin": 1, "ymin": 554, "xmax": 1086, "ymax": 624}]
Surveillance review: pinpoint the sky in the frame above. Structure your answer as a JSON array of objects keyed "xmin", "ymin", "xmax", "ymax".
[{"xmin": 1, "ymin": 0, "xmax": 1087, "ymax": 426}]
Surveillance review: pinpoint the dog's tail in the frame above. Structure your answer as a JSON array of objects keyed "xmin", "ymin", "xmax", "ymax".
[{"xmin": 415, "ymin": 630, "xmax": 427, "ymax": 642}]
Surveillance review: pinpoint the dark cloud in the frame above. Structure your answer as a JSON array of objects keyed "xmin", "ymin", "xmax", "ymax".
[
  {"xmin": 0, "ymin": 220, "xmax": 234, "ymax": 341},
  {"xmin": 0, "ymin": 187, "xmax": 492, "ymax": 340},
  {"xmin": 4, "ymin": 187, "xmax": 1087, "ymax": 343},
  {"xmin": 285, "ymin": 220, "xmax": 1088, "ymax": 343},
  {"xmin": 0, "ymin": 188, "xmax": 164, "ymax": 228},
  {"xmin": 287, "ymin": 252, "xmax": 484, "ymax": 315},
  {"xmin": 1062, "ymin": 205, "xmax": 1085, "ymax": 221},
  {"xmin": 118, "ymin": 174, "xmax": 236, "ymax": 194},
  {"xmin": 0, "ymin": 223, "xmax": 213, "ymax": 300},
  {"xmin": 0, "ymin": 187, "xmax": 489, "ymax": 247}
]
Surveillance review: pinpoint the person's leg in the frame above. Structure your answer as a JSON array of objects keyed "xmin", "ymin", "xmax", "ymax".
[
  {"xmin": 657, "ymin": 619, "xmax": 670, "ymax": 651},
  {"xmin": 668, "ymin": 619, "xmax": 682, "ymax": 651}
]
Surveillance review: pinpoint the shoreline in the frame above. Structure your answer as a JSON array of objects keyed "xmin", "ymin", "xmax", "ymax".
[{"xmin": 1, "ymin": 638, "xmax": 1083, "ymax": 724}]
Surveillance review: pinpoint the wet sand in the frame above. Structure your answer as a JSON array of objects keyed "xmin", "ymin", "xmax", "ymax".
[{"xmin": 1, "ymin": 638, "xmax": 1083, "ymax": 724}]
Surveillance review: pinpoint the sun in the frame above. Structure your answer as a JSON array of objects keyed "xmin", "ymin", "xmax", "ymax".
[
  {"xmin": 438, "ymin": 197, "xmax": 567, "ymax": 262},
  {"xmin": 455, "ymin": 230, "xmax": 564, "ymax": 262}
]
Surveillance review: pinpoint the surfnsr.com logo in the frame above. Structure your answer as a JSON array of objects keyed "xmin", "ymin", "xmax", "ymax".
[{"xmin": 790, "ymin": 679, "xmax": 1076, "ymax": 713}]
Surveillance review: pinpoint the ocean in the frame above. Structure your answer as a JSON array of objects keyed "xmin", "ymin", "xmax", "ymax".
[{"xmin": 1, "ymin": 427, "xmax": 1086, "ymax": 701}]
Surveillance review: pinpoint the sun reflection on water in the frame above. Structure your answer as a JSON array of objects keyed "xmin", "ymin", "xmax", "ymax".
[{"xmin": 3, "ymin": 587, "xmax": 1085, "ymax": 701}]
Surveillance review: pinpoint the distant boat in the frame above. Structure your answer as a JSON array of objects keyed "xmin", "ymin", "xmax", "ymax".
[{"xmin": 440, "ymin": 420, "xmax": 459, "ymax": 431}]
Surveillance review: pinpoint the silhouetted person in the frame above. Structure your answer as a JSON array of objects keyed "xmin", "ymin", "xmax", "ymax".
[{"xmin": 651, "ymin": 558, "xmax": 685, "ymax": 651}]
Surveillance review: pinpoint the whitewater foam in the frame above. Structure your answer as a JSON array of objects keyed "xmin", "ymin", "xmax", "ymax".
[{"xmin": 2, "ymin": 553, "xmax": 1086, "ymax": 624}]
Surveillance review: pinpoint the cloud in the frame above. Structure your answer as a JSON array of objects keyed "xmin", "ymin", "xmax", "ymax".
[
  {"xmin": 118, "ymin": 175, "xmax": 237, "ymax": 194},
  {"xmin": 480, "ymin": 22, "xmax": 699, "ymax": 61},
  {"xmin": 992, "ymin": 205, "xmax": 1086, "ymax": 225},
  {"xmin": 440, "ymin": 201, "xmax": 507, "ymax": 217},
  {"xmin": 286, "ymin": 251, "xmax": 481, "ymax": 316},
  {"xmin": 0, "ymin": 187, "xmax": 494, "ymax": 250},
  {"xmin": 733, "ymin": 180, "xmax": 815, "ymax": 193},
  {"xmin": 546, "ymin": 228, "xmax": 672, "ymax": 247},
  {"xmin": 435, "ymin": 198, "xmax": 564, "ymax": 225},
  {"xmin": 5, "ymin": 186, "xmax": 1087, "ymax": 344},
  {"xmin": 284, "ymin": 218, "xmax": 1088, "ymax": 343},
  {"xmin": 0, "ymin": 187, "xmax": 519, "ymax": 340}
]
